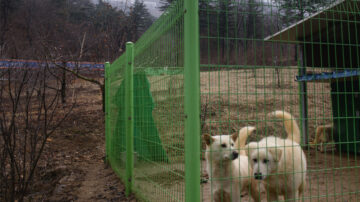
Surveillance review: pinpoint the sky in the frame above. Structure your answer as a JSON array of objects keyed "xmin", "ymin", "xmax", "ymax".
[{"xmin": 94, "ymin": 0, "xmax": 163, "ymax": 17}]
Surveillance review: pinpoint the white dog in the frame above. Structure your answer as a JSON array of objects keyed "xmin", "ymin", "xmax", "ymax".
[
  {"xmin": 246, "ymin": 111, "xmax": 307, "ymax": 201},
  {"xmin": 203, "ymin": 126, "xmax": 261, "ymax": 202}
]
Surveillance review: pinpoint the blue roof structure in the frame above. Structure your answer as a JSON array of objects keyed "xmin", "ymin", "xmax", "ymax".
[{"xmin": 296, "ymin": 70, "xmax": 360, "ymax": 82}]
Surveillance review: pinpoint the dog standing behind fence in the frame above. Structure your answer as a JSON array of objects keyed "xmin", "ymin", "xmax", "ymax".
[
  {"xmin": 203, "ymin": 126, "xmax": 261, "ymax": 202},
  {"xmin": 311, "ymin": 124, "xmax": 336, "ymax": 152},
  {"xmin": 246, "ymin": 111, "xmax": 307, "ymax": 201}
]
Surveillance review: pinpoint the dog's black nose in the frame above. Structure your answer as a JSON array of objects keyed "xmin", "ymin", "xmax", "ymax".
[
  {"xmin": 231, "ymin": 151, "xmax": 239, "ymax": 160},
  {"xmin": 254, "ymin": 173, "xmax": 263, "ymax": 180}
]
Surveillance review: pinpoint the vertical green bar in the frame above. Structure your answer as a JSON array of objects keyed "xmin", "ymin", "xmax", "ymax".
[
  {"xmin": 184, "ymin": 0, "xmax": 200, "ymax": 201},
  {"xmin": 125, "ymin": 42, "xmax": 134, "ymax": 196},
  {"xmin": 105, "ymin": 62, "xmax": 111, "ymax": 163},
  {"xmin": 297, "ymin": 45, "xmax": 308, "ymax": 146}
]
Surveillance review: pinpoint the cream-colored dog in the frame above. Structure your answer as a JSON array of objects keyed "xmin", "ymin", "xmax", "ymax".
[
  {"xmin": 311, "ymin": 124, "xmax": 335, "ymax": 152},
  {"xmin": 246, "ymin": 111, "xmax": 307, "ymax": 201},
  {"xmin": 203, "ymin": 126, "xmax": 261, "ymax": 202}
]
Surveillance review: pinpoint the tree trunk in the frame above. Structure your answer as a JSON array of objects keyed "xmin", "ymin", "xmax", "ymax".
[
  {"xmin": 61, "ymin": 62, "xmax": 67, "ymax": 104},
  {"xmin": 100, "ymin": 83, "xmax": 105, "ymax": 113}
]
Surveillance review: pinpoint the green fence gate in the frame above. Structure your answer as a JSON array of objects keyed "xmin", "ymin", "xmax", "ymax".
[{"xmin": 105, "ymin": 0, "xmax": 360, "ymax": 201}]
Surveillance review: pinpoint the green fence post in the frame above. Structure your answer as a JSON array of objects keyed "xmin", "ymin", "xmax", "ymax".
[
  {"xmin": 184, "ymin": 0, "xmax": 200, "ymax": 201},
  {"xmin": 105, "ymin": 62, "xmax": 111, "ymax": 164},
  {"xmin": 125, "ymin": 42, "xmax": 134, "ymax": 196},
  {"xmin": 297, "ymin": 45, "xmax": 308, "ymax": 147}
]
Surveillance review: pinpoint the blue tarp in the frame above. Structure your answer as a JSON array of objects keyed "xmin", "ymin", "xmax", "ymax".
[
  {"xmin": 296, "ymin": 70, "xmax": 360, "ymax": 82},
  {"xmin": 0, "ymin": 60, "xmax": 104, "ymax": 70}
]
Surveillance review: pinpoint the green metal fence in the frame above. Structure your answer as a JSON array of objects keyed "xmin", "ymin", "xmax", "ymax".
[{"xmin": 106, "ymin": 0, "xmax": 360, "ymax": 201}]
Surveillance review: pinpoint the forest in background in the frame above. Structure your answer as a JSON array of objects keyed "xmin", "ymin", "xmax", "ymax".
[
  {"xmin": 0, "ymin": 0, "xmax": 334, "ymax": 64},
  {"xmin": 162, "ymin": 0, "xmax": 333, "ymax": 65},
  {"xmin": 0, "ymin": 0, "xmax": 154, "ymax": 62}
]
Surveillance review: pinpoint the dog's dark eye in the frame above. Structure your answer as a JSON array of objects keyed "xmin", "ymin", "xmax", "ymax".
[
  {"xmin": 263, "ymin": 159, "xmax": 269, "ymax": 164},
  {"xmin": 221, "ymin": 144, "xmax": 227, "ymax": 148},
  {"xmin": 253, "ymin": 159, "xmax": 257, "ymax": 163},
  {"xmin": 231, "ymin": 143, "xmax": 234, "ymax": 147}
]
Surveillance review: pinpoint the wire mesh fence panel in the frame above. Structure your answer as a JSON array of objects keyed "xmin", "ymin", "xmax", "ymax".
[
  {"xmin": 106, "ymin": 53, "xmax": 127, "ymax": 178},
  {"xmin": 106, "ymin": 0, "xmax": 186, "ymax": 201},
  {"xmin": 199, "ymin": 0, "xmax": 360, "ymax": 201},
  {"xmin": 106, "ymin": 0, "xmax": 360, "ymax": 201}
]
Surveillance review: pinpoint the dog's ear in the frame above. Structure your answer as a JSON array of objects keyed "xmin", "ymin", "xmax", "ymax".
[
  {"xmin": 231, "ymin": 132, "xmax": 238, "ymax": 142},
  {"xmin": 245, "ymin": 142, "xmax": 258, "ymax": 156},
  {"xmin": 203, "ymin": 134, "xmax": 214, "ymax": 146},
  {"xmin": 268, "ymin": 148, "xmax": 282, "ymax": 162}
]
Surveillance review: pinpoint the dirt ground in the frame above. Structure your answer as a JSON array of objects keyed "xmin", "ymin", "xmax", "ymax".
[{"xmin": 25, "ymin": 78, "xmax": 136, "ymax": 201}]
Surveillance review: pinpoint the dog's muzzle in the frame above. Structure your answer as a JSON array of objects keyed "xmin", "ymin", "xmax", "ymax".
[
  {"xmin": 254, "ymin": 172, "xmax": 263, "ymax": 180},
  {"xmin": 231, "ymin": 151, "xmax": 239, "ymax": 160}
]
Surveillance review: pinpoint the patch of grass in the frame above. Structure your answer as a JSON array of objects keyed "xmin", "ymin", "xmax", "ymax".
[{"xmin": 136, "ymin": 169, "xmax": 184, "ymax": 186}]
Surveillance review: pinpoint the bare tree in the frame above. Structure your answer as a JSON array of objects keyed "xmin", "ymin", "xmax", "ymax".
[
  {"xmin": 0, "ymin": 0, "xmax": 21, "ymax": 56},
  {"xmin": 0, "ymin": 64, "xmax": 73, "ymax": 201},
  {"xmin": 40, "ymin": 33, "xmax": 106, "ymax": 112}
]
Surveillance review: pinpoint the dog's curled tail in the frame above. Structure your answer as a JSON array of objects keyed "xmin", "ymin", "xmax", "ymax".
[
  {"xmin": 236, "ymin": 126, "xmax": 256, "ymax": 155},
  {"xmin": 313, "ymin": 126, "xmax": 324, "ymax": 144},
  {"xmin": 271, "ymin": 110, "xmax": 301, "ymax": 144}
]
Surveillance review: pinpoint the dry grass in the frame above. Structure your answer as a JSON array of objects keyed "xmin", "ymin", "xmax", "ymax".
[{"xmin": 199, "ymin": 68, "xmax": 333, "ymax": 142}]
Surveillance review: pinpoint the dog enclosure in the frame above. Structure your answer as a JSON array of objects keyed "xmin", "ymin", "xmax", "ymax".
[{"xmin": 105, "ymin": 0, "xmax": 360, "ymax": 201}]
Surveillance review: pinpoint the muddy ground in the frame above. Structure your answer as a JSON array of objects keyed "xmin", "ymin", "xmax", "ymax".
[{"xmin": 25, "ymin": 78, "xmax": 135, "ymax": 202}]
